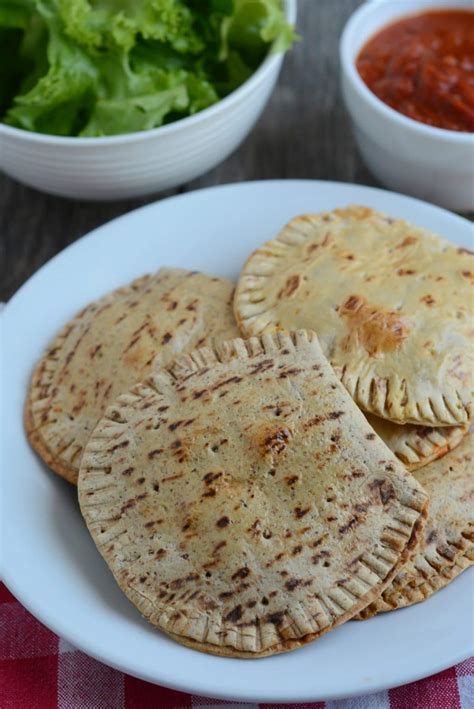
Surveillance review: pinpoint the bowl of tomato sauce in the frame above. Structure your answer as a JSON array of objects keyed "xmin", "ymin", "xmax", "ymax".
[{"xmin": 340, "ymin": 0, "xmax": 474, "ymax": 212}]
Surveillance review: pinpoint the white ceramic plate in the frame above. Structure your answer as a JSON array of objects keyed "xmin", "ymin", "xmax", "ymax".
[{"xmin": 2, "ymin": 181, "xmax": 473, "ymax": 703}]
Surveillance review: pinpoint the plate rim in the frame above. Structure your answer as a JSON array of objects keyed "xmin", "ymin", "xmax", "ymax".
[
  {"xmin": 2, "ymin": 179, "xmax": 473, "ymax": 702},
  {"xmin": 1, "ymin": 559, "xmax": 474, "ymax": 703},
  {"xmin": 3, "ymin": 179, "xmax": 472, "ymax": 319}
]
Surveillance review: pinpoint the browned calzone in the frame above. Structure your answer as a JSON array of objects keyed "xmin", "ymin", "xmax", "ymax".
[
  {"xmin": 25, "ymin": 268, "xmax": 240, "ymax": 484},
  {"xmin": 79, "ymin": 330, "xmax": 428, "ymax": 657},
  {"xmin": 365, "ymin": 415, "xmax": 466, "ymax": 471},
  {"xmin": 357, "ymin": 429, "xmax": 474, "ymax": 618},
  {"xmin": 234, "ymin": 207, "xmax": 473, "ymax": 427}
]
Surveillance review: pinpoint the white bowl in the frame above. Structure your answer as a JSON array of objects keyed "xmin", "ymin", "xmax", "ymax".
[
  {"xmin": 0, "ymin": 0, "xmax": 296, "ymax": 201},
  {"xmin": 340, "ymin": 0, "xmax": 474, "ymax": 212}
]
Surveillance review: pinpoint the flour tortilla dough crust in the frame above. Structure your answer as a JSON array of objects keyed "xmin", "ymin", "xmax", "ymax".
[
  {"xmin": 357, "ymin": 430, "xmax": 474, "ymax": 619},
  {"xmin": 234, "ymin": 206, "xmax": 473, "ymax": 427},
  {"xmin": 25, "ymin": 268, "xmax": 239, "ymax": 484},
  {"xmin": 79, "ymin": 330, "xmax": 428, "ymax": 657},
  {"xmin": 366, "ymin": 415, "xmax": 467, "ymax": 471}
]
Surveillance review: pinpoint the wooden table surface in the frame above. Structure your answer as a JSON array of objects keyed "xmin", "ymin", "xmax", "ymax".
[{"xmin": 0, "ymin": 0, "xmax": 421, "ymax": 302}]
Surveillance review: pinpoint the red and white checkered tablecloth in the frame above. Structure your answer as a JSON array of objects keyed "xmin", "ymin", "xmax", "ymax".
[{"xmin": 1, "ymin": 583, "xmax": 472, "ymax": 709}]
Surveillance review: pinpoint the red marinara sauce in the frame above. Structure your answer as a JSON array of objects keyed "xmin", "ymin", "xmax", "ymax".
[{"xmin": 356, "ymin": 10, "xmax": 474, "ymax": 132}]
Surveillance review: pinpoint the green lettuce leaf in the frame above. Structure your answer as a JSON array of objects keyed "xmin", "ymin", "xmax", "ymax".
[
  {"xmin": 80, "ymin": 85, "xmax": 188, "ymax": 136},
  {"xmin": 0, "ymin": 0, "xmax": 34, "ymax": 29},
  {"xmin": 5, "ymin": 0, "xmax": 98, "ymax": 134},
  {"xmin": 79, "ymin": 52, "xmax": 189, "ymax": 135},
  {"xmin": 58, "ymin": 0, "xmax": 204, "ymax": 54},
  {"xmin": 221, "ymin": 1, "xmax": 296, "ymax": 63}
]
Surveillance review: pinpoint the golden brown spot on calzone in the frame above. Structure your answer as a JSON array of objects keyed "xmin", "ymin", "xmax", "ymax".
[
  {"xmin": 305, "ymin": 411, "xmax": 344, "ymax": 429},
  {"xmin": 397, "ymin": 268, "xmax": 416, "ymax": 276},
  {"xmin": 266, "ymin": 611, "xmax": 284, "ymax": 626},
  {"xmin": 162, "ymin": 473, "xmax": 183, "ymax": 483},
  {"xmin": 225, "ymin": 605, "xmax": 243, "ymax": 622},
  {"xmin": 369, "ymin": 478, "xmax": 396, "ymax": 505},
  {"xmin": 148, "ymin": 448, "xmax": 163, "ymax": 459},
  {"xmin": 108, "ymin": 440, "xmax": 129, "ymax": 453},
  {"xmin": 249, "ymin": 359, "xmax": 274, "ymax": 375},
  {"xmin": 312, "ymin": 550, "xmax": 330, "ymax": 563},
  {"xmin": 338, "ymin": 516, "xmax": 359, "ymax": 534},
  {"xmin": 420, "ymin": 294, "xmax": 435, "ymax": 306},
  {"xmin": 278, "ymin": 367, "xmax": 304, "ymax": 379},
  {"xmin": 121, "ymin": 498, "xmax": 136, "ymax": 513},
  {"xmin": 231, "ymin": 567, "xmax": 250, "ymax": 581},
  {"xmin": 89, "ymin": 343, "xmax": 102, "ymax": 359},
  {"xmin": 285, "ymin": 578, "xmax": 301, "ymax": 591},
  {"xmin": 397, "ymin": 236, "xmax": 417, "ymax": 248},
  {"xmin": 212, "ymin": 376, "xmax": 243, "ymax": 391},
  {"xmin": 339, "ymin": 294, "xmax": 409, "ymax": 355},
  {"xmin": 203, "ymin": 489, "xmax": 216, "ymax": 497},
  {"xmin": 203, "ymin": 472, "xmax": 222, "ymax": 485},
  {"xmin": 278, "ymin": 274, "xmax": 301, "ymax": 299},
  {"xmin": 263, "ymin": 428, "xmax": 292, "ymax": 455}
]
